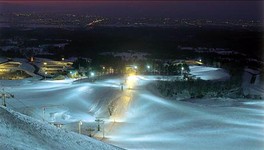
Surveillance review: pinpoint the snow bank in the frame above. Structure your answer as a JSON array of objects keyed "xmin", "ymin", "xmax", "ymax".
[{"xmin": 0, "ymin": 106, "xmax": 121, "ymax": 150}]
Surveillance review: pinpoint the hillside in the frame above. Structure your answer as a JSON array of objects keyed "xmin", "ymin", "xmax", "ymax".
[{"xmin": 0, "ymin": 106, "xmax": 121, "ymax": 150}]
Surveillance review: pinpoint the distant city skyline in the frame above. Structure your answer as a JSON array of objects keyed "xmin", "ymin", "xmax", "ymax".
[{"xmin": 0, "ymin": 1, "xmax": 263, "ymax": 21}]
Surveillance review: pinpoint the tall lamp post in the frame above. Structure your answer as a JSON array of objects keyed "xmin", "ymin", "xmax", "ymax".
[
  {"xmin": 91, "ymin": 72, "xmax": 95, "ymax": 77},
  {"xmin": 134, "ymin": 65, "xmax": 138, "ymax": 75},
  {"xmin": 90, "ymin": 72, "xmax": 95, "ymax": 82},
  {"xmin": 43, "ymin": 62, "xmax": 47, "ymax": 80},
  {"xmin": 45, "ymin": 72, "xmax": 47, "ymax": 80},
  {"xmin": 78, "ymin": 120, "xmax": 82, "ymax": 134},
  {"xmin": 147, "ymin": 65, "xmax": 150, "ymax": 74},
  {"xmin": 181, "ymin": 67, "xmax": 184, "ymax": 77}
]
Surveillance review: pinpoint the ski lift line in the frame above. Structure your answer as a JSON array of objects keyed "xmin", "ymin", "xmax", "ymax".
[
  {"xmin": 1, "ymin": 88, "xmax": 29, "ymax": 108},
  {"xmin": 1, "ymin": 89, "xmax": 45, "ymax": 122},
  {"xmin": 6, "ymin": 94, "xmax": 27, "ymax": 109},
  {"xmin": 11, "ymin": 97, "xmax": 46, "ymax": 121},
  {"xmin": 41, "ymin": 104, "xmax": 66, "ymax": 109},
  {"xmin": 5, "ymin": 101, "xmax": 47, "ymax": 123},
  {"xmin": 12, "ymin": 97, "xmax": 28, "ymax": 108},
  {"xmin": 1, "ymin": 88, "xmax": 15, "ymax": 107},
  {"xmin": 5, "ymin": 101, "xmax": 16, "ymax": 110}
]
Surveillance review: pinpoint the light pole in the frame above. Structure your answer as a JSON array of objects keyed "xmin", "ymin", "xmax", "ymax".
[
  {"xmin": 147, "ymin": 65, "xmax": 150, "ymax": 69},
  {"xmin": 102, "ymin": 120, "xmax": 105, "ymax": 138},
  {"xmin": 45, "ymin": 72, "xmax": 47, "ymax": 80},
  {"xmin": 147, "ymin": 65, "xmax": 150, "ymax": 74},
  {"xmin": 134, "ymin": 65, "xmax": 138, "ymax": 74},
  {"xmin": 78, "ymin": 120, "xmax": 82, "ymax": 134},
  {"xmin": 102, "ymin": 66, "xmax": 105, "ymax": 75},
  {"xmin": 90, "ymin": 72, "xmax": 95, "ymax": 82},
  {"xmin": 43, "ymin": 62, "xmax": 47, "ymax": 80},
  {"xmin": 42, "ymin": 107, "xmax": 45, "ymax": 121},
  {"xmin": 181, "ymin": 67, "xmax": 184, "ymax": 77},
  {"xmin": 91, "ymin": 72, "xmax": 95, "ymax": 77}
]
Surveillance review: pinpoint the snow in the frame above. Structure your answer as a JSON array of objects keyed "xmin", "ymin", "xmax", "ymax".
[
  {"xmin": 13, "ymin": 58, "xmax": 38, "ymax": 77},
  {"xmin": 189, "ymin": 65, "xmax": 230, "ymax": 80},
  {"xmin": 105, "ymin": 77, "xmax": 264, "ymax": 150},
  {"xmin": 0, "ymin": 106, "xmax": 120, "ymax": 150},
  {"xmin": 1, "ymin": 65, "xmax": 263, "ymax": 149}
]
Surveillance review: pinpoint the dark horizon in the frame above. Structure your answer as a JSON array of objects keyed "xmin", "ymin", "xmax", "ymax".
[{"xmin": 0, "ymin": 1, "xmax": 263, "ymax": 21}]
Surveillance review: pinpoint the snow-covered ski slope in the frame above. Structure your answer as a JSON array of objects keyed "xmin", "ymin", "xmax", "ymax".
[
  {"xmin": 190, "ymin": 65, "xmax": 230, "ymax": 80},
  {"xmin": 1, "ymin": 65, "xmax": 263, "ymax": 149},
  {"xmin": 106, "ymin": 77, "xmax": 264, "ymax": 150},
  {"xmin": 0, "ymin": 106, "xmax": 121, "ymax": 150}
]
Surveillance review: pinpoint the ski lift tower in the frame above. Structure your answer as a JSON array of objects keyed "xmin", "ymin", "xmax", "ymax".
[{"xmin": 1, "ymin": 88, "xmax": 14, "ymax": 107}]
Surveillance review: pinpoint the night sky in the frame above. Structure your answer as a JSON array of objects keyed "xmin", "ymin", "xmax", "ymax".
[{"xmin": 0, "ymin": 1, "xmax": 263, "ymax": 20}]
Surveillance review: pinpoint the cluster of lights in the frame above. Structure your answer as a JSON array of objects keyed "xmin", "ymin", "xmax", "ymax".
[{"xmin": 133, "ymin": 65, "xmax": 151, "ymax": 69}]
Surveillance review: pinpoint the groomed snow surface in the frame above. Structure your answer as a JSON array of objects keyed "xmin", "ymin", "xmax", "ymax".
[
  {"xmin": 106, "ymin": 81, "xmax": 264, "ymax": 150},
  {"xmin": 1, "ymin": 65, "xmax": 264, "ymax": 150},
  {"xmin": 189, "ymin": 66, "xmax": 230, "ymax": 80}
]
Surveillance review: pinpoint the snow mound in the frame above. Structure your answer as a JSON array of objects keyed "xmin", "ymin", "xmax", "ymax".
[{"xmin": 0, "ymin": 106, "xmax": 121, "ymax": 150}]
